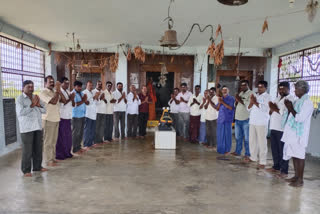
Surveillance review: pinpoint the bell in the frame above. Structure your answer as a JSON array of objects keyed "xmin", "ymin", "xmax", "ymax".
[
  {"xmin": 160, "ymin": 29, "xmax": 179, "ymax": 47},
  {"xmin": 217, "ymin": 0, "xmax": 248, "ymax": 6}
]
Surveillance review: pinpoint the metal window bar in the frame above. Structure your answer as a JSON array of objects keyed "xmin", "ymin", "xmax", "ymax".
[
  {"xmin": 279, "ymin": 45, "xmax": 320, "ymax": 108},
  {"xmin": 0, "ymin": 35, "xmax": 45, "ymax": 98}
]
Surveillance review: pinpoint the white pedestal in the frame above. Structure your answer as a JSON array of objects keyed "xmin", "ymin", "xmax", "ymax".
[{"xmin": 154, "ymin": 127, "xmax": 176, "ymax": 150}]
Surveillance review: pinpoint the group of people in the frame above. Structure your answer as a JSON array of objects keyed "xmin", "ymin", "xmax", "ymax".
[
  {"xmin": 168, "ymin": 80, "xmax": 313, "ymax": 187},
  {"xmin": 16, "ymin": 75, "xmax": 314, "ymax": 187},
  {"xmin": 16, "ymin": 75, "xmax": 152, "ymax": 177}
]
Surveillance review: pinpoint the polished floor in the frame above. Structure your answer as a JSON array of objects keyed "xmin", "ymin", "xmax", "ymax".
[{"xmin": 0, "ymin": 136, "xmax": 320, "ymax": 214}]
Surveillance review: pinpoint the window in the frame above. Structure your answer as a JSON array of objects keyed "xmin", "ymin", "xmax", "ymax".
[
  {"xmin": 0, "ymin": 36, "xmax": 45, "ymax": 98},
  {"xmin": 279, "ymin": 45, "xmax": 320, "ymax": 108}
]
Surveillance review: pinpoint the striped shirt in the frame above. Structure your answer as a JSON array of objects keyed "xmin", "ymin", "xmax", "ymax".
[{"xmin": 16, "ymin": 93, "xmax": 46, "ymax": 133}]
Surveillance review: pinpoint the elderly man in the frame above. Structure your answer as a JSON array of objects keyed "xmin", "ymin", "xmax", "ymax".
[
  {"xmin": 267, "ymin": 82, "xmax": 294, "ymax": 177},
  {"xmin": 72, "ymin": 80, "xmax": 88, "ymax": 155},
  {"xmin": 247, "ymin": 81, "xmax": 271, "ymax": 169},
  {"xmin": 127, "ymin": 85, "xmax": 141, "ymax": 138},
  {"xmin": 216, "ymin": 86, "xmax": 235, "ymax": 154},
  {"xmin": 16, "ymin": 80, "xmax": 48, "ymax": 177},
  {"xmin": 56, "ymin": 77, "xmax": 74, "ymax": 160},
  {"xmin": 39, "ymin": 75, "xmax": 66, "ymax": 167},
  {"xmin": 176, "ymin": 83, "xmax": 192, "ymax": 141},
  {"xmin": 231, "ymin": 80, "xmax": 254, "ymax": 159},
  {"xmin": 282, "ymin": 81, "xmax": 313, "ymax": 187},
  {"xmin": 104, "ymin": 81, "xmax": 117, "ymax": 142},
  {"xmin": 204, "ymin": 87, "xmax": 219, "ymax": 148},
  {"xmin": 188, "ymin": 85, "xmax": 203, "ymax": 143},
  {"xmin": 113, "ymin": 82, "xmax": 127, "ymax": 141}
]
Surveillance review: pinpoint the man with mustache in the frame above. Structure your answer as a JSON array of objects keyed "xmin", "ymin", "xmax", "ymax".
[
  {"xmin": 16, "ymin": 80, "xmax": 48, "ymax": 177},
  {"xmin": 39, "ymin": 75, "xmax": 66, "ymax": 167}
]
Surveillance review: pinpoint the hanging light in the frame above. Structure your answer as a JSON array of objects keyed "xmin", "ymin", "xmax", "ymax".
[{"xmin": 217, "ymin": 0, "xmax": 248, "ymax": 6}]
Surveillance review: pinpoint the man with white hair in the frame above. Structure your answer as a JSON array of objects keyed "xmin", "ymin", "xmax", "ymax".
[{"xmin": 282, "ymin": 80, "xmax": 313, "ymax": 187}]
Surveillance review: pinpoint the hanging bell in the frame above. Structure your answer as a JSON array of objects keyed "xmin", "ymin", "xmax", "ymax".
[{"xmin": 160, "ymin": 29, "xmax": 179, "ymax": 47}]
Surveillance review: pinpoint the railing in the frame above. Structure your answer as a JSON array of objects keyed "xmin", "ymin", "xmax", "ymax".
[{"xmin": 279, "ymin": 45, "xmax": 320, "ymax": 108}]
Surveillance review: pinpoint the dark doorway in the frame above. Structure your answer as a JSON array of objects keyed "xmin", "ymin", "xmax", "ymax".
[{"xmin": 146, "ymin": 72, "xmax": 174, "ymax": 119}]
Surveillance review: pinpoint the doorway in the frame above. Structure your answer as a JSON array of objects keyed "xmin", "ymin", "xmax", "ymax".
[
  {"xmin": 216, "ymin": 70, "xmax": 253, "ymax": 96},
  {"xmin": 146, "ymin": 71, "xmax": 174, "ymax": 119}
]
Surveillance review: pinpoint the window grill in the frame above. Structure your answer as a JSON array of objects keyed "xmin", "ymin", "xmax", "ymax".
[
  {"xmin": 279, "ymin": 45, "xmax": 320, "ymax": 108},
  {"xmin": 0, "ymin": 35, "xmax": 45, "ymax": 98}
]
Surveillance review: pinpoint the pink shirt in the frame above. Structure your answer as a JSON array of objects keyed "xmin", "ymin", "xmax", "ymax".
[{"xmin": 176, "ymin": 91, "xmax": 192, "ymax": 113}]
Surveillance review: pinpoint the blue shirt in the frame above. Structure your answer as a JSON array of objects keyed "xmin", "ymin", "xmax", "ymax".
[
  {"xmin": 72, "ymin": 90, "xmax": 86, "ymax": 118},
  {"xmin": 217, "ymin": 95, "xmax": 235, "ymax": 123}
]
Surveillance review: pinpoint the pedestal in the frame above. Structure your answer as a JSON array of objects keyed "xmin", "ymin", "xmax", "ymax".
[{"xmin": 154, "ymin": 127, "xmax": 176, "ymax": 150}]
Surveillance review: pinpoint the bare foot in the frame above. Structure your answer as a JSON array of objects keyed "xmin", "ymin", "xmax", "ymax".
[
  {"xmin": 289, "ymin": 179, "xmax": 304, "ymax": 187},
  {"xmin": 257, "ymin": 164, "xmax": 265, "ymax": 169},
  {"xmin": 243, "ymin": 157, "xmax": 253, "ymax": 163},
  {"xmin": 276, "ymin": 173, "xmax": 288, "ymax": 179},
  {"xmin": 266, "ymin": 168, "xmax": 279, "ymax": 173},
  {"xmin": 40, "ymin": 168, "xmax": 48, "ymax": 172},
  {"xmin": 285, "ymin": 176, "xmax": 298, "ymax": 183},
  {"xmin": 113, "ymin": 138, "xmax": 119, "ymax": 142},
  {"xmin": 47, "ymin": 162, "xmax": 58, "ymax": 167},
  {"xmin": 24, "ymin": 173, "xmax": 32, "ymax": 177},
  {"xmin": 231, "ymin": 152, "xmax": 240, "ymax": 156}
]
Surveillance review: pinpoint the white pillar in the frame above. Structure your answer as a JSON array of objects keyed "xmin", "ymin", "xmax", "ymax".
[
  {"xmin": 194, "ymin": 52, "xmax": 208, "ymax": 93},
  {"xmin": 115, "ymin": 52, "xmax": 128, "ymax": 92}
]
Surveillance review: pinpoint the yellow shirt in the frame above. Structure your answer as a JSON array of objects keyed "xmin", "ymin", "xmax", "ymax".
[{"xmin": 39, "ymin": 88, "xmax": 60, "ymax": 122}]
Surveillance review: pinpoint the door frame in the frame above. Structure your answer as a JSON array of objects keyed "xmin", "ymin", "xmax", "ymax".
[{"xmin": 216, "ymin": 70, "xmax": 253, "ymax": 89}]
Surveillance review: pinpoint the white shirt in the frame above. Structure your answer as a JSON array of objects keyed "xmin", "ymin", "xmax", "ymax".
[
  {"xmin": 188, "ymin": 94, "xmax": 203, "ymax": 116},
  {"xmin": 270, "ymin": 94, "xmax": 295, "ymax": 131},
  {"xmin": 60, "ymin": 88, "xmax": 73, "ymax": 120},
  {"xmin": 83, "ymin": 89, "xmax": 97, "ymax": 120},
  {"xmin": 16, "ymin": 93, "xmax": 46, "ymax": 133},
  {"xmin": 113, "ymin": 89, "xmax": 127, "ymax": 112},
  {"xmin": 248, "ymin": 92, "xmax": 271, "ymax": 126},
  {"xmin": 282, "ymin": 99, "xmax": 314, "ymax": 160},
  {"xmin": 93, "ymin": 88, "xmax": 108, "ymax": 114},
  {"xmin": 205, "ymin": 96, "xmax": 219, "ymax": 121},
  {"xmin": 176, "ymin": 91, "xmax": 192, "ymax": 113},
  {"xmin": 105, "ymin": 89, "xmax": 114, "ymax": 114},
  {"xmin": 126, "ymin": 92, "xmax": 141, "ymax": 115},
  {"xmin": 168, "ymin": 99, "xmax": 179, "ymax": 114}
]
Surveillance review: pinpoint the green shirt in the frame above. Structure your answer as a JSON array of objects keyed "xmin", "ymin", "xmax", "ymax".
[{"xmin": 235, "ymin": 89, "xmax": 254, "ymax": 121}]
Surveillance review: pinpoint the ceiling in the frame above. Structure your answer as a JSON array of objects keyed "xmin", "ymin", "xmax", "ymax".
[{"xmin": 0, "ymin": 0, "xmax": 319, "ymax": 49}]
